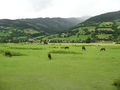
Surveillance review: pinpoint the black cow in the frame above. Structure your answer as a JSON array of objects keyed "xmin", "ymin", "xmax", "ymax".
[
  {"xmin": 48, "ymin": 53, "xmax": 52, "ymax": 60},
  {"xmin": 100, "ymin": 48, "xmax": 106, "ymax": 51},
  {"xmin": 82, "ymin": 46, "xmax": 86, "ymax": 50}
]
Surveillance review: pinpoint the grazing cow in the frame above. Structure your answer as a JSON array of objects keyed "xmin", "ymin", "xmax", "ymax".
[
  {"xmin": 64, "ymin": 46, "xmax": 69, "ymax": 49},
  {"xmin": 48, "ymin": 53, "xmax": 52, "ymax": 60},
  {"xmin": 100, "ymin": 48, "xmax": 106, "ymax": 51},
  {"xmin": 43, "ymin": 40, "xmax": 49, "ymax": 44},
  {"xmin": 82, "ymin": 46, "xmax": 86, "ymax": 50},
  {"xmin": 4, "ymin": 51, "xmax": 12, "ymax": 57}
]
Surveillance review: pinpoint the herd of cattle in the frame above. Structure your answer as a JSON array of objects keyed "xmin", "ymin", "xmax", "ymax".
[
  {"xmin": 52, "ymin": 46, "xmax": 106, "ymax": 51},
  {"xmin": 48, "ymin": 46, "xmax": 106, "ymax": 60},
  {"xmin": 3, "ymin": 44, "xmax": 106, "ymax": 59}
]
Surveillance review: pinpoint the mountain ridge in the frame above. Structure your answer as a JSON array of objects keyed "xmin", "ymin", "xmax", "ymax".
[
  {"xmin": 51, "ymin": 11, "xmax": 120, "ymax": 43},
  {"xmin": 0, "ymin": 17, "xmax": 86, "ymax": 42}
]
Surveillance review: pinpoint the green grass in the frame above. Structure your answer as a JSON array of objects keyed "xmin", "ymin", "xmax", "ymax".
[
  {"xmin": 116, "ymin": 22, "xmax": 120, "ymax": 25},
  {"xmin": 0, "ymin": 43, "xmax": 120, "ymax": 90},
  {"xmin": 78, "ymin": 27, "xmax": 96, "ymax": 31},
  {"xmin": 0, "ymin": 32, "xmax": 10, "ymax": 36},
  {"xmin": 42, "ymin": 35, "xmax": 90, "ymax": 40},
  {"xmin": 97, "ymin": 34, "xmax": 112, "ymax": 39},
  {"xmin": 99, "ymin": 22, "xmax": 113, "ymax": 27},
  {"xmin": 23, "ymin": 29, "xmax": 39, "ymax": 34},
  {"xmin": 67, "ymin": 35, "xmax": 90, "ymax": 40}
]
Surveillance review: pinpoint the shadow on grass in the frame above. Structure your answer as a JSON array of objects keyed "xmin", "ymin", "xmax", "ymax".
[
  {"xmin": 49, "ymin": 50, "xmax": 82, "ymax": 54},
  {"xmin": 9, "ymin": 47, "xmax": 44, "ymax": 50}
]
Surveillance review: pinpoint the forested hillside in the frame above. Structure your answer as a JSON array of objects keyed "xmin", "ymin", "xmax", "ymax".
[
  {"xmin": 0, "ymin": 17, "xmax": 83, "ymax": 42},
  {"xmin": 0, "ymin": 11, "xmax": 120, "ymax": 43},
  {"xmin": 50, "ymin": 11, "xmax": 120, "ymax": 43}
]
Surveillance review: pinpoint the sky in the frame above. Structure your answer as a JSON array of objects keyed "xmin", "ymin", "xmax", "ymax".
[{"xmin": 0, "ymin": 0, "xmax": 120, "ymax": 19}]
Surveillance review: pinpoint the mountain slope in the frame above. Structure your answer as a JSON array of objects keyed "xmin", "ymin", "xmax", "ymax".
[
  {"xmin": 84, "ymin": 11, "xmax": 120, "ymax": 23},
  {"xmin": 50, "ymin": 11, "xmax": 120, "ymax": 43},
  {"xmin": 0, "ymin": 17, "xmax": 85, "ymax": 42},
  {"xmin": 0, "ymin": 18, "xmax": 82, "ymax": 33}
]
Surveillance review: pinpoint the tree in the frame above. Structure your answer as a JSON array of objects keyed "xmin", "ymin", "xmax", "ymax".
[
  {"xmin": 115, "ymin": 36, "xmax": 120, "ymax": 44},
  {"xmin": 85, "ymin": 38, "xmax": 91, "ymax": 43}
]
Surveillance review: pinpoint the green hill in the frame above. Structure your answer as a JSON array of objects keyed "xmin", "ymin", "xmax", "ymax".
[
  {"xmin": 0, "ymin": 11, "xmax": 120, "ymax": 43},
  {"xmin": 84, "ymin": 11, "xmax": 120, "ymax": 23},
  {"xmin": 0, "ymin": 17, "xmax": 83, "ymax": 42},
  {"xmin": 53, "ymin": 11, "xmax": 120, "ymax": 43},
  {"xmin": 0, "ymin": 18, "xmax": 82, "ymax": 33}
]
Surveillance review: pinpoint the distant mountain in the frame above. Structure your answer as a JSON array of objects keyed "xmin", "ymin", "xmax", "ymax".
[
  {"xmin": 2, "ymin": 10, "xmax": 120, "ymax": 43},
  {"xmin": 84, "ymin": 11, "xmax": 120, "ymax": 23},
  {"xmin": 50, "ymin": 11, "xmax": 120, "ymax": 43},
  {"xmin": 0, "ymin": 17, "xmax": 87, "ymax": 42},
  {"xmin": 0, "ymin": 18, "xmax": 83, "ymax": 33}
]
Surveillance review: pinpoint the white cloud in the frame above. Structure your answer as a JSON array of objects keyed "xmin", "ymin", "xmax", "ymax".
[
  {"xmin": 0, "ymin": 0, "xmax": 119, "ymax": 19},
  {"xmin": 28, "ymin": 0, "xmax": 54, "ymax": 12}
]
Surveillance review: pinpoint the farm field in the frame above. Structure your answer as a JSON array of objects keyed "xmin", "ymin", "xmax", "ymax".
[{"xmin": 0, "ymin": 43, "xmax": 120, "ymax": 90}]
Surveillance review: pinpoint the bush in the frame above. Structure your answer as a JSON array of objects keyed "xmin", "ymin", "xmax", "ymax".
[
  {"xmin": 113, "ymin": 79, "xmax": 120, "ymax": 90},
  {"xmin": 85, "ymin": 38, "xmax": 91, "ymax": 43},
  {"xmin": 0, "ymin": 50, "xmax": 24, "ymax": 57},
  {"xmin": 4, "ymin": 51, "xmax": 12, "ymax": 57}
]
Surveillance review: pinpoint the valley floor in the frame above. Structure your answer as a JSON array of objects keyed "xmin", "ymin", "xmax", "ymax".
[{"xmin": 0, "ymin": 43, "xmax": 120, "ymax": 90}]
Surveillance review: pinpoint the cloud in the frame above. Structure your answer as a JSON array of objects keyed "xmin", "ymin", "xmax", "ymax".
[
  {"xmin": 28, "ymin": 0, "xmax": 54, "ymax": 12},
  {"xmin": 0, "ymin": 0, "xmax": 119, "ymax": 19},
  {"xmin": 34, "ymin": 0, "xmax": 120, "ymax": 17}
]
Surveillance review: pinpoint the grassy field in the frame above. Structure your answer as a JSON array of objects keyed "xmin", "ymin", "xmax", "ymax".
[{"xmin": 0, "ymin": 43, "xmax": 120, "ymax": 90}]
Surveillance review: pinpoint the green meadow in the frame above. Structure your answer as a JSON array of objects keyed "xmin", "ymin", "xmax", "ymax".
[{"xmin": 0, "ymin": 43, "xmax": 120, "ymax": 90}]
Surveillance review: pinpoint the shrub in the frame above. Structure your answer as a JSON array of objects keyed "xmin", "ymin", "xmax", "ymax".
[
  {"xmin": 4, "ymin": 51, "xmax": 12, "ymax": 57},
  {"xmin": 113, "ymin": 79, "xmax": 120, "ymax": 90},
  {"xmin": 1, "ymin": 50, "xmax": 24, "ymax": 57}
]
